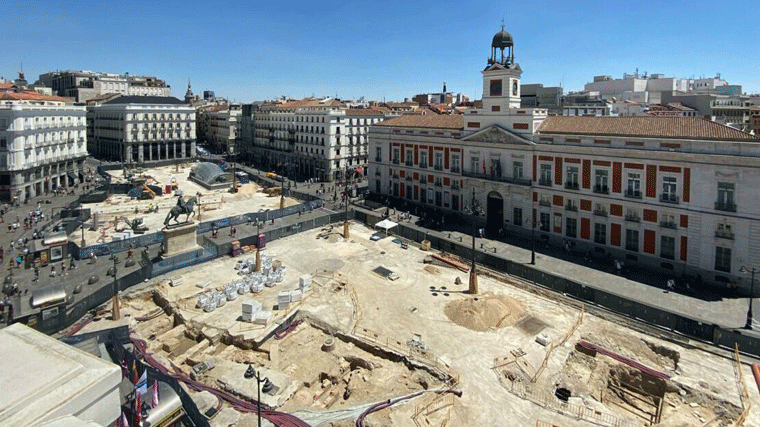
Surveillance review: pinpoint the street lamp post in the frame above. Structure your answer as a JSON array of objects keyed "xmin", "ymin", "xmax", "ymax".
[
  {"xmin": 111, "ymin": 254, "xmax": 120, "ymax": 320},
  {"xmin": 255, "ymin": 221, "xmax": 262, "ymax": 272},
  {"xmin": 739, "ymin": 266, "xmax": 757, "ymax": 329},
  {"xmin": 244, "ymin": 364, "xmax": 268, "ymax": 427},
  {"xmin": 464, "ymin": 188, "xmax": 484, "ymax": 294}
]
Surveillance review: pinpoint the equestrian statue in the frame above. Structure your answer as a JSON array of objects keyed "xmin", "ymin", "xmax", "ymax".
[{"xmin": 164, "ymin": 196, "xmax": 197, "ymax": 226}]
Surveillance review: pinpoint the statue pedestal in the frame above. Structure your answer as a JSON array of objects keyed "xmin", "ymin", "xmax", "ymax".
[{"xmin": 162, "ymin": 223, "xmax": 199, "ymax": 258}]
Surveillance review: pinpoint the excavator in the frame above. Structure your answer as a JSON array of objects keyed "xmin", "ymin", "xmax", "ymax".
[{"xmin": 115, "ymin": 216, "xmax": 149, "ymax": 234}]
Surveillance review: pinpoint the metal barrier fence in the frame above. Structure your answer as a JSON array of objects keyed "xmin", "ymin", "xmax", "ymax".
[
  {"xmin": 196, "ymin": 199, "xmax": 324, "ymax": 233},
  {"xmin": 75, "ymin": 232, "xmax": 165, "ymax": 260},
  {"xmin": 151, "ymin": 245, "xmax": 218, "ymax": 277},
  {"xmin": 506, "ymin": 380, "xmax": 640, "ymax": 427}
]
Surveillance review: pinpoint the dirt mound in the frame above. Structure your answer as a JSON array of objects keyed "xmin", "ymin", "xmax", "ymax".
[{"xmin": 444, "ymin": 292, "xmax": 525, "ymax": 331}]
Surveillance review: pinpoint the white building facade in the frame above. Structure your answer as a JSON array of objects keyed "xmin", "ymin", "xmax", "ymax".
[
  {"xmin": 197, "ymin": 104, "xmax": 241, "ymax": 154},
  {"xmin": 0, "ymin": 91, "xmax": 87, "ymax": 201},
  {"xmin": 244, "ymin": 99, "xmax": 388, "ymax": 182},
  {"xmin": 87, "ymin": 95, "xmax": 195, "ymax": 164},
  {"xmin": 369, "ymin": 28, "xmax": 760, "ymax": 292}
]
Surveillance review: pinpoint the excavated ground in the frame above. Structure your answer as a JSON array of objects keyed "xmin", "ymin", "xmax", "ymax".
[{"xmin": 74, "ymin": 223, "xmax": 759, "ymax": 427}]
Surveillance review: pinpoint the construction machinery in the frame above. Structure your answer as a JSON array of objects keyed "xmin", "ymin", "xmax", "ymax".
[{"xmin": 116, "ymin": 216, "xmax": 149, "ymax": 234}]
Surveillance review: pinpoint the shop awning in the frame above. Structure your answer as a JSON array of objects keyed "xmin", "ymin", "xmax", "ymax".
[{"xmin": 43, "ymin": 231, "xmax": 68, "ymax": 246}]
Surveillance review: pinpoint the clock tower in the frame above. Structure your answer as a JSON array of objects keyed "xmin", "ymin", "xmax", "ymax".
[{"xmin": 481, "ymin": 26, "xmax": 522, "ymax": 111}]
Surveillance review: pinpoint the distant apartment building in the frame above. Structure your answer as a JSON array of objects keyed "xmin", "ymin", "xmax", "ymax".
[
  {"xmin": 584, "ymin": 73, "xmax": 732, "ymax": 104},
  {"xmin": 237, "ymin": 98, "xmax": 390, "ymax": 182},
  {"xmin": 36, "ymin": 70, "xmax": 171, "ymax": 103},
  {"xmin": 87, "ymin": 95, "xmax": 195, "ymax": 164},
  {"xmin": 413, "ymin": 83, "xmax": 469, "ymax": 107},
  {"xmin": 520, "ymin": 83, "xmax": 562, "ymax": 112},
  {"xmin": 0, "ymin": 87, "xmax": 87, "ymax": 202},
  {"xmin": 660, "ymin": 92, "xmax": 753, "ymax": 131},
  {"xmin": 196, "ymin": 103, "xmax": 241, "ymax": 154}
]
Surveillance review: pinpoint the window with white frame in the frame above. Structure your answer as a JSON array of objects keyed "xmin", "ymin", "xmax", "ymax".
[
  {"xmin": 540, "ymin": 164, "xmax": 552, "ymax": 184},
  {"xmin": 513, "ymin": 161, "xmax": 523, "ymax": 179},
  {"xmin": 626, "ymin": 173, "xmax": 641, "ymax": 197},
  {"xmin": 451, "ymin": 154, "xmax": 460, "ymax": 172}
]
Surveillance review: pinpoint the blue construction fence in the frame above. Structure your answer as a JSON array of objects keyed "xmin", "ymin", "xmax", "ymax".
[{"xmin": 69, "ymin": 199, "xmax": 324, "ymax": 260}]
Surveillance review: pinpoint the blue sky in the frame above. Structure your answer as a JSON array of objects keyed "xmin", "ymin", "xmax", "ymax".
[{"xmin": 3, "ymin": 0, "xmax": 758, "ymax": 102}]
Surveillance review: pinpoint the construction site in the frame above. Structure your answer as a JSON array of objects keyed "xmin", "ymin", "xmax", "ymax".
[
  {"xmin": 75, "ymin": 163, "xmax": 300, "ymax": 245},
  {"xmin": 71, "ymin": 216, "xmax": 760, "ymax": 427}
]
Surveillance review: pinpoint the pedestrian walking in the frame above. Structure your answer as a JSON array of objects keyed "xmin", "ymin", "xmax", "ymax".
[{"xmin": 50, "ymin": 265, "xmax": 56, "ymax": 277}]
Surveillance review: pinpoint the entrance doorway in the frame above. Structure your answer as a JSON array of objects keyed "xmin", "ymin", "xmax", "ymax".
[{"xmin": 486, "ymin": 191, "xmax": 503, "ymax": 236}]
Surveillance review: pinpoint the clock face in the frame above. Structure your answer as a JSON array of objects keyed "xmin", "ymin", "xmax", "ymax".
[
  {"xmin": 512, "ymin": 80, "xmax": 518, "ymax": 96},
  {"xmin": 490, "ymin": 79, "xmax": 502, "ymax": 96}
]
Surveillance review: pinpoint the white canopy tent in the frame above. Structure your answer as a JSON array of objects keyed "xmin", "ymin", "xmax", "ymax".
[{"xmin": 375, "ymin": 219, "xmax": 398, "ymax": 235}]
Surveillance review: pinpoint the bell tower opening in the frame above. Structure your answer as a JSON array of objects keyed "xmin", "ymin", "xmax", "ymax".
[{"xmin": 481, "ymin": 25, "xmax": 522, "ymax": 112}]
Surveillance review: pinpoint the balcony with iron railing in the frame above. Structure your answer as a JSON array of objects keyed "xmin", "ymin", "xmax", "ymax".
[
  {"xmin": 565, "ymin": 203, "xmax": 578, "ymax": 212},
  {"xmin": 375, "ymin": 156, "xmax": 382, "ymax": 162},
  {"xmin": 419, "ymin": 162, "xmax": 427, "ymax": 169},
  {"xmin": 539, "ymin": 199, "xmax": 551, "ymax": 207},
  {"xmin": 405, "ymin": 175, "xmax": 413, "ymax": 182},
  {"xmin": 625, "ymin": 214, "xmax": 640, "ymax": 222},
  {"xmin": 392, "ymin": 158, "xmax": 400, "ymax": 165},
  {"xmin": 565, "ymin": 181, "xmax": 579, "ymax": 190},
  {"xmin": 539, "ymin": 177, "xmax": 553, "ymax": 186},
  {"xmin": 593, "ymin": 209, "xmax": 608, "ymax": 217},
  {"xmin": 593, "ymin": 184, "xmax": 609, "ymax": 194},
  {"xmin": 405, "ymin": 160, "xmax": 414, "ymax": 167},
  {"xmin": 625, "ymin": 243, "xmax": 639, "ymax": 252},
  {"xmin": 625, "ymin": 188, "xmax": 642, "ymax": 199},
  {"xmin": 419, "ymin": 177, "xmax": 427, "ymax": 184},
  {"xmin": 434, "ymin": 164, "xmax": 443, "ymax": 171},
  {"xmin": 660, "ymin": 220, "xmax": 678, "ymax": 230},
  {"xmin": 434, "ymin": 181, "xmax": 443, "ymax": 187},
  {"xmin": 715, "ymin": 229, "xmax": 735, "ymax": 240},
  {"xmin": 462, "ymin": 170, "xmax": 532, "ymax": 186},
  {"xmin": 450, "ymin": 167, "xmax": 461, "ymax": 173},
  {"xmin": 660, "ymin": 193, "xmax": 679, "ymax": 204},
  {"xmin": 715, "ymin": 200, "xmax": 737, "ymax": 212},
  {"xmin": 451, "ymin": 182, "xmax": 460, "ymax": 190}
]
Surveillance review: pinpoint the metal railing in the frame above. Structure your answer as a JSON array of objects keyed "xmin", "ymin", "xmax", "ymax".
[
  {"xmin": 565, "ymin": 203, "xmax": 578, "ymax": 212},
  {"xmin": 715, "ymin": 201, "xmax": 737, "ymax": 212},
  {"xmin": 538, "ymin": 178, "xmax": 552, "ymax": 186},
  {"xmin": 625, "ymin": 215, "xmax": 640, "ymax": 222},
  {"xmin": 593, "ymin": 209, "xmax": 608, "ymax": 217},
  {"xmin": 625, "ymin": 188, "xmax": 642, "ymax": 198},
  {"xmin": 593, "ymin": 184, "xmax": 609, "ymax": 194},
  {"xmin": 715, "ymin": 229, "xmax": 735, "ymax": 239},
  {"xmin": 660, "ymin": 193, "xmax": 679, "ymax": 204},
  {"xmin": 564, "ymin": 181, "xmax": 579, "ymax": 190},
  {"xmin": 539, "ymin": 200, "xmax": 551, "ymax": 207},
  {"xmin": 660, "ymin": 220, "xmax": 678, "ymax": 229}
]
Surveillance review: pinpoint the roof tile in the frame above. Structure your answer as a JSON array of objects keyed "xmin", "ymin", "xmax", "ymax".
[{"xmin": 538, "ymin": 116, "xmax": 758, "ymax": 141}]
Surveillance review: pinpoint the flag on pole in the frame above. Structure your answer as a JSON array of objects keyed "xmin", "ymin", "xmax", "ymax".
[
  {"xmin": 135, "ymin": 370, "xmax": 148, "ymax": 396},
  {"xmin": 151, "ymin": 379, "xmax": 160, "ymax": 408},
  {"xmin": 118, "ymin": 411, "xmax": 128, "ymax": 427},
  {"xmin": 132, "ymin": 364, "xmax": 140, "ymax": 384},
  {"xmin": 135, "ymin": 392, "xmax": 142, "ymax": 425}
]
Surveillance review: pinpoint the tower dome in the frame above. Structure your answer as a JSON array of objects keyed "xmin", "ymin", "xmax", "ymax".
[
  {"xmin": 491, "ymin": 29, "xmax": 513, "ymax": 49},
  {"xmin": 488, "ymin": 26, "xmax": 515, "ymax": 66}
]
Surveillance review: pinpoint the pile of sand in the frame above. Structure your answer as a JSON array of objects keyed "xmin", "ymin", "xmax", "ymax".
[
  {"xmin": 234, "ymin": 182, "xmax": 260, "ymax": 195},
  {"xmin": 444, "ymin": 292, "xmax": 525, "ymax": 331}
]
